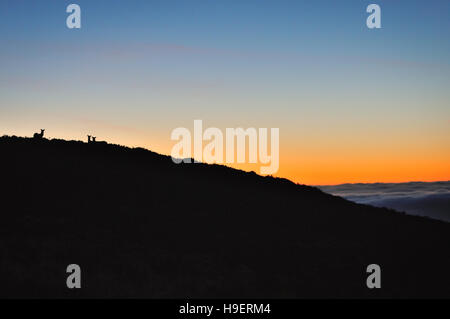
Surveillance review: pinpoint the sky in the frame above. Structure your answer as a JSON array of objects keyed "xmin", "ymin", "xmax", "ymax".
[{"xmin": 0, "ymin": 0, "xmax": 449, "ymax": 185}]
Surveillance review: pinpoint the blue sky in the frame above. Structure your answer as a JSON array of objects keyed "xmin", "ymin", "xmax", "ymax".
[{"xmin": 0, "ymin": 0, "xmax": 449, "ymax": 184}]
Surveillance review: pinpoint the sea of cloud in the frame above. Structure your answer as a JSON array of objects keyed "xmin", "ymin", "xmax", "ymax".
[{"xmin": 318, "ymin": 181, "xmax": 450, "ymax": 222}]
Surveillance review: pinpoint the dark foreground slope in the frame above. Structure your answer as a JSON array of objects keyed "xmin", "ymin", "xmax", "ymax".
[{"xmin": 0, "ymin": 136, "xmax": 449, "ymax": 298}]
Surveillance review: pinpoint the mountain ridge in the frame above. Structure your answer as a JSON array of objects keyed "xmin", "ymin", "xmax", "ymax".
[{"xmin": 1, "ymin": 135, "xmax": 449, "ymax": 298}]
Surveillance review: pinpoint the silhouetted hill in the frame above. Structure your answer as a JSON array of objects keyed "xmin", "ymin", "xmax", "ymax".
[{"xmin": 1, "ymin": 136, "xmax": 449, "ymax": 298}]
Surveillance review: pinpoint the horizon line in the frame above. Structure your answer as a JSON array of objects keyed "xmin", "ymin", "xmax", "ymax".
[{"xmin": 2, "ymin": 133, "xmax": 449, "ymax": 187}]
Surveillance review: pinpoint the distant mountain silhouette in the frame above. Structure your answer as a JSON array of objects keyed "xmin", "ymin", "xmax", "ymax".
[{"xmin": 0, "ymin": 135, "xmax": 449, "ymax": 298}]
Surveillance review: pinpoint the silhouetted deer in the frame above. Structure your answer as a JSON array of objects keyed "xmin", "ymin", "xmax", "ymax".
[
  {"xmin": 90, "ymin": 136, "xmax": 107, "ymax": 145},
  {"xmin": 33, "ymin": 129, "xmax": 45, "ymax": 139}
]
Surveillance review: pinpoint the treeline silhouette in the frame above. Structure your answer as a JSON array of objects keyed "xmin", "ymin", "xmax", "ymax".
[{"xmin": 0, "ymin": 135, "xmax": 449, "ymax": 298}]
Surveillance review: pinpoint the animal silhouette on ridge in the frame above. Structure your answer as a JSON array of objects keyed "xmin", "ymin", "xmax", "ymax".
[
  {"xmin": 33, "ymin": 129, "xmax": 45, "ymax": 139},
  {"xmin": 88, "ymin": 135, "xmax": 107, "ymax": 145}
]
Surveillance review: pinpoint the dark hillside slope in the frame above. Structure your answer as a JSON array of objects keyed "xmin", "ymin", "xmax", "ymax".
[{"xmin": 0, "ymin": 136, "xmax": 449, "ymax": 298}]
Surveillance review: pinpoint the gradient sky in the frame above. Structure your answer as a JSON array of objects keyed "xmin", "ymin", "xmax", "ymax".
[{"xmin": 1, "ymin": 0, "xmax": 449, "ymax": 185}]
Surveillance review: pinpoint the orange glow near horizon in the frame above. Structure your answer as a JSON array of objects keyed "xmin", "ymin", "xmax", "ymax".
[
  {"xmin": 224, "ymin": 158, "xmax": 450, "ymax": 186},
  {"xmin": 2, "ymin": 126, "xmax": 449, "ymax": 186}
]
